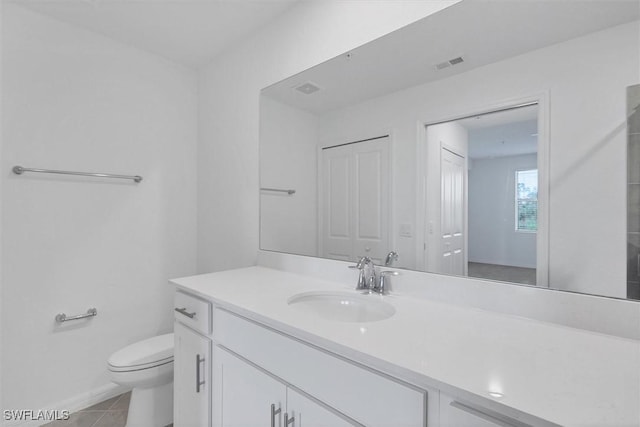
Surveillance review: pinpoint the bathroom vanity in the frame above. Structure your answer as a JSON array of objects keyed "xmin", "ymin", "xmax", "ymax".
[{"xmin": 171, "ymin": 265, "xmax": 639, "ymax": 427}]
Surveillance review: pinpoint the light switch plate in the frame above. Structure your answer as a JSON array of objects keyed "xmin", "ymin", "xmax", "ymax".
[{"xmin": 399, "ymin": 223, "xmax": 413, "ymax": 238}]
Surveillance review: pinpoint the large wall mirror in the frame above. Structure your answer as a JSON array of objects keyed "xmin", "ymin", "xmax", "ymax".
[{"xmin": 259, "ymin": 0, "xmax": 640, "ymax": 300}]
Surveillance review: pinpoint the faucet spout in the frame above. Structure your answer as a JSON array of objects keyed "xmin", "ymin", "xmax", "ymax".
[
  {"xmin": 384, "ymin": 251, "xmax": 398, "ymax": 266},
  {"xmin": 355, "ymin": 256, "xmax": 372, "ymax": 269},
  {"xmin": 353, "ymin": 257, "xmax": 376, "ymax": 291}
]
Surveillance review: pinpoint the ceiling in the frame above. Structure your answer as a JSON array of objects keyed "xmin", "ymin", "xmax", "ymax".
[
  {"xmin": 263, "ymin": 0, "xmax": 640, "ymax": 114},
  {"xmin": 7, "ymin": 0, "xmax": 300, "ymax": 67},
  {"xmin": 457, "ymin": 105, "xmax": 539, "ymax": 159}
]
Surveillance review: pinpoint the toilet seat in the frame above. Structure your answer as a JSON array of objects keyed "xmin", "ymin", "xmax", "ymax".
[{"xmin": 108, "ymin": 333, "xmax": 174, "ymax": 372}]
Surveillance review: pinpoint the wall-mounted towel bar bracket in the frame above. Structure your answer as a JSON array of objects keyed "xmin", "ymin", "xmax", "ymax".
[
  {"xmin": 13, "ymin": 166, "xmax": 142, "ymax": 183},
  {"xmin": 55, "ymin": 308, "xmax": 97, "ymax": 323},
  {"xmin": 260, "ymin": 187, "xmax": 296, "ymax": 195}
]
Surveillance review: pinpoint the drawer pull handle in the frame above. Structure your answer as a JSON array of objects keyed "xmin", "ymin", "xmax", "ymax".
[
  {"xmin": 270, "ymin": 404, "xmax": 281, "ymax": 427},
  {"xmin": 285, "ymin": 412, "xmax": 295, "ymax": 427},
  {"xmin": 450, "ymin": 401, "xmax": 529, "ymax": 427},
  {"xmin": 175, "ymin": 307, "xmax": 196, "ymax": 318},
  {"xmin": 196, "ymin": 354, "xmax": 205, "ymax": 393}
]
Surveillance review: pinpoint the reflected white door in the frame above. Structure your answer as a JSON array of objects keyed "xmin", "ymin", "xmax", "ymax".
[
  {"xmin": 321, "ymin": 145, "xmax": 352, "ymax": 261},
  {"xmin": 441, "ymin": 148, "xmax": 465, "ymax": 276},
  {"xmin": 424, "ymin": 122, "xmax": 468, "ymax": 275},
  {"xmin": 321, "ymin": 137, "xmax": 389, "ymax": 264}
]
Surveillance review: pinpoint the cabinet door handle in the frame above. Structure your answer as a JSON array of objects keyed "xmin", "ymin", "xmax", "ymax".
[
  {"xmin": 175, "ymin": 307, "xmax": 196, "ymax": 318},
  {"xmin": 270, "ymin": 404, "xmax": 281, "ymax": 427},
  {"xmin": 450, "ymin": 401, "xmax": 528, "ymax": 427},
  {"xmin": 284, "ymin": 412, "xmax": 295, "ymax": 427},
  {"xmin": 195, "ymin": 354, "xmax": 205, "ymax": 393}
]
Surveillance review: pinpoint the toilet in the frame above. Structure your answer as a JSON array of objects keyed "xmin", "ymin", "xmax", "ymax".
[{"xmin": 108, "ymin": 333, "xmax": 174, "ymax": 427}]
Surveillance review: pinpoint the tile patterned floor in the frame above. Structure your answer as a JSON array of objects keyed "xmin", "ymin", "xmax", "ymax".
[
  {"xmin": 40, "ymin": 391, "xmax": 174, "ymax": 427},
  {"xmin": 41, "ymin": 392, "xmax": 130, "ymax": 427}
]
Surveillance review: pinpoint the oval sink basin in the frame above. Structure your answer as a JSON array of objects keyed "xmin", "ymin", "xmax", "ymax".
[{"xmin": 287, "ymin": 291, "xmax": 395, "ymax": 323}]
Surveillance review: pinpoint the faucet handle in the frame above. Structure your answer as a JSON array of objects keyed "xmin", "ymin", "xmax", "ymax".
[{"xmin": 375, "ymin": 270, "xmax": 399, "ymax": 294}]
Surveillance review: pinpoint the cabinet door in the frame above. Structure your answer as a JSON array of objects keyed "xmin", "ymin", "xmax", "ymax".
[
  {"xmin": 286, "ymin": 388, "xmax": 355, "ymax": 427},
  {"xmin": 214, "ymin": 346, "xmax": 286, "ymax": 427},
  {"xmin": 174, "ymin": 321, "xmax": 211, "ymax": 427}
]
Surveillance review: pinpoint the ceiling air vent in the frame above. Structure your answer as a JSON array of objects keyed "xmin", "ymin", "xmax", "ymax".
[
  {"xmin": 294, "ymin": 82, "xmax": 321, "ymax": 95},
  {"xmin": 435, "ymin": 56, "xmax": 464, "ymax": 71}
]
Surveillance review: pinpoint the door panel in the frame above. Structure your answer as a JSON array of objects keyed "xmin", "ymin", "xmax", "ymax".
[
  {"xmin": 352, "ymin": 139, "xmax": 389, "ymax": 264},
  {"xmin": 174, "ymin": 322, "xmax": 211, "ymax": 427},
  {"xmin": 214, "ymin": 347, "xmax": 286, "ymax": 427},
  {"xmin": 286, "ymin": 388, "xmax": 354, "ymax": 427},
  {"xmin": 321, "ymin": 137, "xmax": 389, "ymax": 263},
  {"xmin": 322, "ymin": 146, "xmax": 352, "ymax": 261},
  {"xmin": 441, "ymin": 148, "xmax": 465, "ymax": 276}
]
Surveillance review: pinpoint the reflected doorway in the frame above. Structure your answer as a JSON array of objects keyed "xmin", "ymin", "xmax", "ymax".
[{"xmin": 423, "ymin": 103, "xmax": 542, "ymax": 285}]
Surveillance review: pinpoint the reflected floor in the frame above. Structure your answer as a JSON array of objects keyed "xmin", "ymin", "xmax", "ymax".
[{"xmin": 468, "ymin": 262, "xmax": 536, "ymax": 285}]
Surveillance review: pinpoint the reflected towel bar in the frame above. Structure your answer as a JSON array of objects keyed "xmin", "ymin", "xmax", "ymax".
[
  {"xmin": 13, "ymin": 166, "xmax": 142, "ymax": 183},
  {"xmin": 55, "ymin": 308, "xmax": 98, "ymax": 323},
  {"xmin": 260, "ymin": 187, "xmax": 296, "ymax": 195}
]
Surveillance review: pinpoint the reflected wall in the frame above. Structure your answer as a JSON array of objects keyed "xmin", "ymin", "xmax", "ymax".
[{"xmin": 261, "ymin": 15, "xmax": 640, "ymax": 299}]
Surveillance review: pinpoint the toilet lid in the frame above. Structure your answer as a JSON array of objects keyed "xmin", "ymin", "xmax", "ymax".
[{"xmin": 108, "ymin": 333, "xmax": 174, "ymax": 371}]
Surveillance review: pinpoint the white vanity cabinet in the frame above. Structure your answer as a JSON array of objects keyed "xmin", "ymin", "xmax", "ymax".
[
  {"xmin": 170, "ymin": 266, "xmax": 637, "ymax": 427},
  {"xmin": 172, "ymin": 286, "xmax": 547, "ymax": 427},
  {"xmin": 173, "ymin": 292, "xmax": 212, "ymax": 427},
  {"xmin": 214, "ymin": 346, "xmax": 352, "ymax": 427},
  {"xmin": 213, "ymin": 308, "xmax": 427, "ymax": 427}
]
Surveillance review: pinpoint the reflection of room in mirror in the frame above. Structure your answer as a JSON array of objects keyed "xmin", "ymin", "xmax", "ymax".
[
  {"xmin": 260, "ymin": 1, "xmax": 639, "ymax": 300},
  {"xmin": 423, "ymin": 104, "xmax": 539, "ymax": 286},
  {"xmin": 628, "ymin": 84, "xmax": 640, "ymax": 300}
]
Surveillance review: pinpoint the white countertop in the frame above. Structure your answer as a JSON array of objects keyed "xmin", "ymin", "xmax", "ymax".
[{"xmin": 171, "ymin": 266, "xmax": 640, "ymax": 427}]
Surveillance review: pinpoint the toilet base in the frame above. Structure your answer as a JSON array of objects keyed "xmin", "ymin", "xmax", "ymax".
[{"xmin": 125, "ymin": 382, "xmax": 173, "ymax": 427}]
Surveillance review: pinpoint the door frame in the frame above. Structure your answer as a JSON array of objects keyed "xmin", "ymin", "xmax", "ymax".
[{"xmin": 415, "ymin": 93, "xmax": 550, "ymax": 287}]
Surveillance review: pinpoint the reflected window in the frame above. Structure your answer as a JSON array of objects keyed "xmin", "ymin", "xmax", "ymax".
[{"xmin": 516, "ymin": 169, "xmax": 538, "ymax": 232}]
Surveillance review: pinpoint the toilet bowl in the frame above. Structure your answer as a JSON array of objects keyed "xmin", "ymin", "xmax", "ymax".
[{"xmin": 108, "ymin": 333, "xmax": 174, "ymax": 427}]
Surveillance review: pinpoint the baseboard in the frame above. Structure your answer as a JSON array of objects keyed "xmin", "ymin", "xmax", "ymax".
[{"xmin": 3, "ymin": 383, "xmax": 129, "ymax": 427}]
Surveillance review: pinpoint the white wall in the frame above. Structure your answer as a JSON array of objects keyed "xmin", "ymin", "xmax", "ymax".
[
  {"xmin": 317, "ymin": 21, "xmax": 638, "ymax": 298},
  {"xmin": 468, "ymin": 154, "xmax": 537, "ymax": 268},
  {"xmin": 260, "ymin": 96, "xmax": 318, "ymax": 256},
  {"xmin": 197, "ymin": 0, "xmax": 460, "ymax": 273},
  {"xmin": 0, "ymin": 0, "xmax": 4, "ymax": 418},
  {"xmin": 1, "ymin": 4, "xmax": 198, "ymax": 414}
]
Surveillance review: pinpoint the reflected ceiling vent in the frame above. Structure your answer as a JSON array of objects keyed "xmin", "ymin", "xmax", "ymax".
[
  {"xmin": 435, "ymin": 56, "xmax": 465, "ymax": 70},
  {"xmin": 294, "ymin": 82, "xmax": 321, "ymax": 95}
]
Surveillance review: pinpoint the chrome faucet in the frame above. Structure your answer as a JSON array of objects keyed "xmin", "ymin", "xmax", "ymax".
[
  {"xmin": 351, "ymin": 257, "xmax": 398, "ymax": 294},
  {"xmin": 354, "ymin": 256, "xmax": 376, "ymax": 291}
]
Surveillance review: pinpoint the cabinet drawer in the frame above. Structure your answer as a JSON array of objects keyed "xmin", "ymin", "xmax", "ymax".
[
  {"xmin": 214, "ymin": 308, "xmax": 426, "ymax": 427},
  {"xmin": 174, "ymin": 291, "xmax": 211, "ymax": 334}
]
